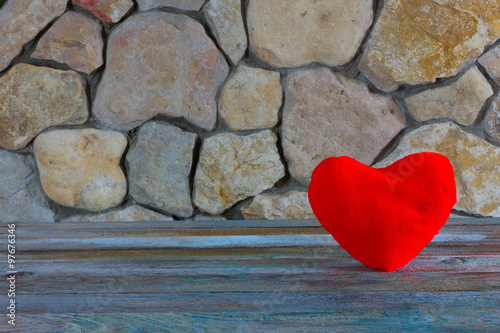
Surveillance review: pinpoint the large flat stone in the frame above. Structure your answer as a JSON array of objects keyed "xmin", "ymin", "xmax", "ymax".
[
  {"xmin": 137, "ymin": 0, "xmax": 205, "ymax": 11},
  {"xmin": 0, "ymin": 0, "xmax": 67, "ymax": 72},
  {"xmin": 32, "ymin": 11, "xmax": 104, "ymax": 74},
  {"xmin": 360, "ymin": 0, "xmax": 500, "ymax": 91},
  {"xmin": 374, "ymin": 122, "xmax": 500, "ymax": 217},
  {"xmin": 241, "ymin": 191, "xmax": 315, "ymax": 220},
  {"xmin": 282, "ymin": 68, "xmax": 406, "ymax": 185},
  {"xmin": 34, "ymin": 128, "xmax": 127, "ymax": 212},
  {"xmin": 406, "ymin": 67, "xmax": 493, "ymax": 125},
  {"xmin": 0, "ymin": 150, "xmax": 55, "ymax": 222},
  {"xmin": 93, "ymin": 11, "xmax": 228, "ymax": 131},
  {"xmin": 247, "ymin": 0, "xmax": 373, "ymax": 68},
  {"xmin": 126, "ymin": 121, "xmax": 197, "ymax": 218},
  {"xmin": 62, "ymin": 205, "xmax": 173, "ymax": 222},
  {"xmin": 0, "ymin": 64, "xmax": 88, "ymax": 150},
  {"xmin": 194, "ymin": 130, "xmax": 285, "ymax": 215},
  {"xmin": 72, "ymin": 0, "xmax": 133, "ymax": 23}
]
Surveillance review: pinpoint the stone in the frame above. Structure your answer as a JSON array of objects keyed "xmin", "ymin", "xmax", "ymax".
[
  {"xmin": 488, "ymin": 95, "xmax": 500, "ymax": 142},
  {"xmin": 359, "ymin": 0, "xmax": 500, "ymax": 92},
  {"xmin": 247, "ymin": 0, "xmax": 373, "ymax": 68},
  {"xmin": 72, "ymin": 0, "xmax": 133, "ymax": 23},
  {"xmin": 34, "ymin": 128, "xmax": 127, "ymax": 212},
  {"xmin": 0, "ymin": 0, "xmax": 67, "ymax": 72},
  {"xmin": 137, "ymin": 0, "xmax": 206, "ymax": 11},
  {"xmin": 374, "ymin": 122, "xmax": 500, "ymax": 217},
  {"xmin": 189, "ymin": 214, "xmax": 227, "ymax": 221},
  {"xmin": 61, "ymin": 205, "xmax": 173, "ymax": 222},
  {"xmin": 406, "ymin": 67, "xmax": 493, "ymax": 126},
  {"xmin": 0, "ymin": 150, "xmax": 55, "ymax": 223},
  {"xmin": 479, "ymin": 45, "xmax": 500, "ymax": 84},
  {"xmin": 194, "ymin": 130, "xmax": 285, "ymax": 215},
  {"xmin": 241, "ymin": 191, "xmax": 315, "ymax": 220},
  {"xmin": 0, "ymin": 64, "xmax": 88, "ymax": 151},
  {"xmin": 282, "ymin": 68, "xmax": 406, "ymax": 185},
  {"xmin": 32, "ymin": 12, "xmax": 104, "ymax": 74},
  {"xmin": 127, "ymin": 121, "xmax": 197, "ymax": 218},
  {"xmin": 93, "ymin": 12, "xmax": 228, "ymax": 131},
  {"xmin": 219, "ymin": 65, "xmax": 282, "ymax": 131},
  {"xmin": 203, "ymin": 0, "xmax": 247, "ymax": 64}
]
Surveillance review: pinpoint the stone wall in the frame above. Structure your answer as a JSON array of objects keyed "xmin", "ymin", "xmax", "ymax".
[{"xmin": 0, "ymin": 0, "xmax": 499, "ymax": 222}]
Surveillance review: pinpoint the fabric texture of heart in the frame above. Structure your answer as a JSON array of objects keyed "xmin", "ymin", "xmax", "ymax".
[{"xmin": 308, "ymin": 152, "xmax": 457, "ymax": 272}]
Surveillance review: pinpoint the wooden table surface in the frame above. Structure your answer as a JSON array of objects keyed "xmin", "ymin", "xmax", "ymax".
[{"xmin": 1, "ymin": 218, "xmax": 499, "ymax": 332}]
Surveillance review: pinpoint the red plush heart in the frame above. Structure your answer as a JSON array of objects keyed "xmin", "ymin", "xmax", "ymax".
[{"xmin": 308, "ymin": 152, "xmax": 457, "ymax": 272}]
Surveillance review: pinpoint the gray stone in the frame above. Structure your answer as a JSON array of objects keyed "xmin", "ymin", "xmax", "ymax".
[
  {"xmin": 72, "ymin": 0, "xmax": 134, "ymax": 23},
  {"xmin": 487, "ymin": 95, "xmax": 500, "ymax": 142},
  {"xmin": 282, "ymin": 68, "xmax": 406, "ymax": 185},
  {"xmin": 406, "ymin": 67, "xmax": 493, "ymax": 126},
  {"xmin": 479, "ymin": 45, "xmax": 500, "ymax": 84},
  {"xmin": 0, "ymin": 150, "xmax": 55, "ymax": 222},
  {"xmin": 0, "ymin": 0, "xmax": 67, "ymax": 72},
  {"xmin": 242, "ymin": 191, "xmax": 315, "ymax": 220},
  {"xmin": 62, "ymin": 205, "xmax": 173, "ymax": 222},
  {"xmin": 127, "ymin": 121, "xmax": 197, "ymax": 218},
  {"xmin": 189, "ymin": 214, "xmax": 227, "ymax": 221},
  {"xmin": 194, "ymin": 130, "xmax": 285, "ymax": 215},
  {"xmin": 93, "ymin": 11, "xmax": 228, "ymax": 131},
  {"xmin": 137, "ymin": 0, "xmax": 206, "ymax": 11}
]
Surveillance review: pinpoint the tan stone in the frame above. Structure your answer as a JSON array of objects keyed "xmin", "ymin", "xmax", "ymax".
[
  {"xmin": 0, "ymin": 64, "xmax": 88, "ymax": 150},
  {"xmin": 479, "ymin": 45, "xmax": 500, "ymax": 84},
  {"xmin": 219, "ymin": 65, "xmax": 282, "ymax": 131},
  {"xmin": 374, "ymin": 122, "xmax": 500, "ymax": 217},
  {"xmin": 282, "ymin": 68, "xmax": 406, "ymax": 185},
  {"xmin": 137, "ymin": 0, "xmax": 205, "ymax": 11},
  {"xmin": 72, "ymin": 0, "xmax": 134, "ymax": 23},
  {"xmin": 62, "ymin": 205, "xmax": 173, "ymax": 222},
  {"xmin": 204, "ymin": 0, "xmax": 247, "ymax": 64},
  {"xmin": 360, "ymin": 0, "xmax": 500, "ymax": 91},
  {"xmin": 406, "ymin": 67, "xmax": 493, "ymax": 125},
  {"xmin": 0, "ymin": 0, "xmax": 67, "ymax": 72},
  {"xmin": 247, "ymin": 0, "xmax": 373, "ymax": 68},
  {"xmin": 488, "ymin": 95, "xmax": 500, "ymax": 142},
  {"xmin": 194, "ymin": 130, "xmax": 285, "ymax": 215},
  {"xmin": 93, "ymin": 11, "xmax": 228, "ymax": 131},
  {"xmin": 242, "ymin": 191, "xmax": 315, "ymax": 220},
  {"xmin": 34, "ymin": 128, "xmax": 128, "ymax": 212},
  {"xmin": 32, "ymin": 12, "xmax": 104, "ymax": 74}
]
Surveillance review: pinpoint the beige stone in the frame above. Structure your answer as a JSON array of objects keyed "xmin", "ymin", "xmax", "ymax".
[
  {"xmin": 93, "ymin": 11, "xmax": 228, "ymax": 131},
  {"xmin": 0, "ymin": 0, "xmax": 67, "ymax": 72},
  {"xmin": 282, "ymin": 68, "xmax": 406, "ymax": 185},
  {"xmin": 360, "ymin": 0, "xmax": 500, "ymax": 91},
  {"xmin": 204, "ymin": 0, "xmax": 247, "ymax": 64},
  {"xmin": 194, "ymin": 130, "xmax": 285, "ymax": 215},
  {"xmin": 0, "ymin": 64, "xmax": 88, "ymax": 150},
  {"xmin": 488, "ymin": 95, "xmax": 500, "ymax": 142},
  {"xmin": 374, "ymin": 122, "xmax": 500, "ymax": 217},
  {"xmin": 72, "ymin": 0, "xmax": 134, "ymax": 23},
  {"xmin": 62, "ymin": 205, "xmax": 173, "ymax": 222},
  {"xmin": 32, "ymin": 12, "xmax": 104, "ymax": 74},
  {"xmin": 242, "ymin": 191, "xmax": 315, "ymax": 220},
  {"xmin": 219, "ymin": 65, "xmax": 282, "ymax": 131},
  {"xmin": 406, "ymin": 67, "xmax": 493, "ymax": 125},
  {"xmin": 247, "ymin": 0, "xmax": 373, "ymax": 68},
  {"xmin": 34, "ymin": 128, "xmax": 128, "ymax": 212},
  {"xmin": 137, "ymin": 0, "xmax": 206, "ymax": 11}
]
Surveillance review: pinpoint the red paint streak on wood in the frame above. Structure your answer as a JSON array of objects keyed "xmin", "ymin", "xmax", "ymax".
[{"xmin": 73, "ymin": 0, "xmax": 113, "ymax": 23}]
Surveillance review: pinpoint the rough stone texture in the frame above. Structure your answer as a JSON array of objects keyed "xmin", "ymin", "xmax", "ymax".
[
  {"xmin": 488, "ymin": 95, "xmax": 500, "ymax": 142},
  {"xmin": 0, "ymin": 64, "xmax": 88, "ymax": 151},
  {"xmin": 127, "ymin": 122, "xmax": 197, "ymax": 218},
  {"xmin": 0, "ymin": 0, "xmax": 67, "ymax": 72},
  {"xmin": 61, "ymin": 205, "xmax": 173, "ymax": 222},
  {"xmin": 203, "ymin": 0, "xmax": 247, "ymax": 64},
  {"xmin": 247, "ymin": 0, "xmax": 373, "ymax": 68},
  {"xmin": 360, "ymin": 0, "xmax": 500, "ymax": 91},
  {"xmin": 137, "ymin": 0, "xmax": 206, "ymax": 11},
  {"xmin": 242, "ymin": 191, "xmax": 315, "ymax": 220},
  {"xmin": 0, "ymin": 150, "xmax": 55, "ymax": 223},
  {"xmin": 194, "ymin": 130, "xmax": 285, "ymax": 215},
  {"xmin": 406, "ymin": 67, "xmax": 493, "ymax": 126},
  {"xmin": 72, "ymin": 0, "xmax": 133, "ymax": 23},
  {"xmin": 93, "ymin": 12, "xmax": 228, "ymax": 131},
  {"xmin": 34, "ymin": 129, "xmax": 127, "ymax": 212},
  {"xmin": 374, "ymin": 122, "xmax": 500, "ymax": 217},
  {"xmin": 219, "ymin": 65, "xmax": 282, "ymax": 131},
  {"xmin": 479, "ymin": 45, "xmax": 500, "ymax": 84},
  {"xmin": 282, "ymin": 68, "xmax": 406, "ymax": 185},
  {"xmin": 32, "ymin": 12, "xmax": 104, "ymax": 74}
]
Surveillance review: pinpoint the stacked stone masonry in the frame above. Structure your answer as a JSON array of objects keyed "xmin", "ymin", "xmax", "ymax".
[{"xmin": 0, "ymin": 0, "xmax": 498, "ymax": 222}]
